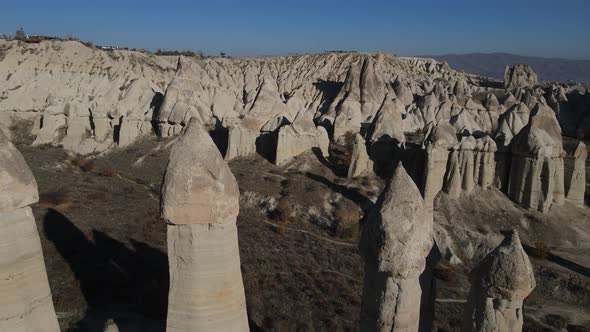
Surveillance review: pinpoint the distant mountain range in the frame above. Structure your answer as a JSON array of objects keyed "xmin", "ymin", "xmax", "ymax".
[{"xmin": 425, "ymin": 53, "xmax": 590, "ymax": 83}]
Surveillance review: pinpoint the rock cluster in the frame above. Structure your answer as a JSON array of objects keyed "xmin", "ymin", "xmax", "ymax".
[
  {"xmin": 443, "ymin": 135, "xmax": 497, "ymax": 198},
  {"xmin": 0, "ymin": 42, "xmax": 587, "ymax": 213},
  {"xmin": 0, "ymin": 40, "xmax": 175, "ymax": 154},
  {"xmin": 508, "ymin": 103, "xmax": 565, "ymax": 212},
  {"xmin": 360, "ymin": 165, "xmax": 434, "ymax": 331},
  {"xmin": 462, "ymin": 230, "xmax": 536, "ymax": 332},
  {"xmin": 160, "ymin": 119, "xmax": 249, "ymax": 332},
  {"xmin": 504, "ymin": 64, "xmax": 538, "ymax": 89},
  {"xmin": 0, "ymin": 131, "xmax": 60, "ymax": 332}
]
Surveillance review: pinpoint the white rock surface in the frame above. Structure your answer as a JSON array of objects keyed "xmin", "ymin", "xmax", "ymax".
[
  {"xmin": 504, "ymin": 64, "xmax": 538, "ymax": 89},
  {"xmin": 275, "ymin": 110, "xmax": 329, "ymax": 165},
  {"xmin": 360, "ymin": 165, "xmax": 434, "ymax": 332},
  {"xmin": 508, "ymin": 103, "xmax": 565, "ymax": 212},
  {"xmin": 0, "ymin": 131, "xmax": 59, "ymax": 332},
  {"xmin": 161, "ymin": 119, "xmax": 248, "ymax": 332},
  {"xmin": 566, "ymin": 141, "xmax": 587, "ymax": 207},
  {"xmin": 463, "ymin": 230, "xmax": 535, "ymax": 332},
  {"xmin": 347, "ymin": 133, "xmax": 373, "ymax": 178},
  {"xmin": 0, "ymin": 40, "xmax": 175, "ymax": 154}
]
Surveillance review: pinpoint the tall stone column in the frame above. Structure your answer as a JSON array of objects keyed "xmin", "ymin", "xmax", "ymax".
[
  {"xmin": 423, "ymin": 122, "xmax": 457, "ymax": 211},
  {"xmin": 161, "ymin": 119, "xmax": 249, "ymax": 332},
  {"xmin": 462, "ymin": 230, "xmax": 535, "ymax": 332},
  {"xmin": 566, "ymin": 142, "xmax": 587, "ymax": 207},
  {"xmin": 0, "ymin": 132, "xmax": 60, "ymax": 332},
  {"xmin": 360, "ymin": 165, "xmax": 434, "ymax": 332},
  {"xmin": 508, "ymin": 103, "xmax": 565, "ymax": 213}
]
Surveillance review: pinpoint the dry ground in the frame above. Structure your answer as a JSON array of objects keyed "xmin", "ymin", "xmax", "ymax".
[{"xmin": 14, "ymin": 135, "xmax": 590, "ymax": 332}]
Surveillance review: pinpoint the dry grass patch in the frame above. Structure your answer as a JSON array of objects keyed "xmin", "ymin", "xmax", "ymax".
[
  {"xmin": 71, "ymin": 156, "xmax": 95, "ymax": 172},
  {"xmin": 97, "ymin": 168, "xmax": 117, "ymax": 177},
  {"xmin": 333, "ymin": 203, "xmax": 360, "ymax": 240},
  {"xmin": 39, "ymin": 189, "xmax": 74, "ymax": 210}
]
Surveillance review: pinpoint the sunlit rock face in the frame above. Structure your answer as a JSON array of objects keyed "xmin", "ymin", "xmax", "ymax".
[
  {"xmin": 504, "ymin": 64, "xmax": 538, "ymax": 89},
  {"xmin": 160, "ymin": 120, "xmax": 248, "ymax": 332},
  {"xmin": 0, "ymin": 40, "xmax": 175, "ymax": 154}
]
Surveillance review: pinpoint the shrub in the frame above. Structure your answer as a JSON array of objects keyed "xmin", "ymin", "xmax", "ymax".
[
  {"xmin": 527, "ymin": 241, "xmax": 551, "ymax": 260},
  {"xmin": 330, "ymin": 131, "xmax": 357, "ymax": 171},
  {"xmin": 271, "ymin": 198, "xmax": 293, "ymax": 224},
  {"xmin": 333, "ymin": 203, "xmax": 360, "ymax": 240},
  {"xmin": 39, "ymin": 190, "xmax": 73, "ymax": 209},
  {"xmin": 72, "ymin": 156, "xmax": 95, "ymax": 172},
  {"xmin": 97, "ymin": 168, "xmax": 117, "ymax": 177},
  {"xmin": 544, "ymin": 314, "xmax": 567, "ymax": 329}
]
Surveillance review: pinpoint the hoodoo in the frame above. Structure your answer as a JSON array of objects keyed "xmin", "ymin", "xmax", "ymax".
[
  {"xmin": 566, "ymin": 141, "xmax": 587, "ymax": 207},
  {"xmin": 160, "ymin": 119, "xmax": 249, "ymax": 332},
  {"xmin": 0, "ymin": 131, "xmax": 60, "ymax": 332},
  {"xmin": 360, "ymin": 164, "xmax": 434, "ymax": 332},
  {"xmin": 462, "ymin": 230, "xmax": 536, "ymax": 332}
]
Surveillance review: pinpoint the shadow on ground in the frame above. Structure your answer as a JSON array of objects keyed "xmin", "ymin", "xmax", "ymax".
[
  {"xmin": 43, "ymin": 208, "xmax": 267, "ymax": 332},
  {"xmin": 43, "ymin": 208, "xmax": 168, "ymax": 331}
]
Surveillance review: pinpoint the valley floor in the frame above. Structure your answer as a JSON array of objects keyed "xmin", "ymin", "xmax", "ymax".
[{"xmin": 17, "ymin": 136, "xmax": 590, "ymax": 332}]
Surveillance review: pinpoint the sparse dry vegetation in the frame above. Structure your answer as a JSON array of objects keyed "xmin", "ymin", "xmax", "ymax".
[
  {"xmin": 39, "ymin": 189, "xmax": 74, "ymax": 210},
  {"xmin": 333, "ymin": 203, "xmax": 360, "ymax": 240},
  {"xmin": 71, "ymin": 156, "xmax": 95, "ymax": 172},
  {"xmin": 527, "ymin": 241, "xmax": 552, "ymax": 260},
  {"xmin": 97, "ymin": 168, "xmax": 117, "ymax": 177}
]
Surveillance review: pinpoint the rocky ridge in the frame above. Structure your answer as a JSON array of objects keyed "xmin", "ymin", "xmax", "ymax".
[{"xmin": 1, "ymin": 41, "xmax": 588, "ymax": 214}]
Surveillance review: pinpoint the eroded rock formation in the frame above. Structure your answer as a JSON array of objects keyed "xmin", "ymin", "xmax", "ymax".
[
  {"xmin": 275, "ymin": 110, "xmax": 329, "ymax": 165},
  {"xmin": 0, "ymin": 131, "xmax": 60, "ymax": 332},
  {"xmin": 1, "ymin": 41, "xmax": 587, "ymax": 213},
  {"xmin": 160, "ymin": 119, "xmax": 249, "ymax": 332},
  {"xmin": 422, "ymin": 123, "xmax": 455, "ymax": 204},
  {"xmin": 360, "ymin": 165, "xmax": 434, "ymax": 332},
  {"xmin": 462, "ymin": 230, "xmax": 535, "ymax": 332},
  {"xmin": 508, "ymin": 103, "xmax": 565, "ymax": 212},
  {"xmin": 566, "ymin": 141, "xmax": 587, "ymax": 207},
  {"xmin": 0, "ymin": 40, "xmax": 175, "ymax": 153},
  {"xmin": 504, "ymin": 64, "xmax": 538, "ymax": 89},
  {"xmin": 348, "ymin": 133, "xmax": 374, "ymax": 178}
]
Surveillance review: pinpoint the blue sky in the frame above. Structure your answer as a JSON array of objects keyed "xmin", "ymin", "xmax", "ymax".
[{"xmin": 2, "ymin": 0, "xmax": 589, "ymax": 59}]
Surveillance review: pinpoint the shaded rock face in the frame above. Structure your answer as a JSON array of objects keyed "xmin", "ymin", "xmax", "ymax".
[
  {"xmin": 161, "ymin": 119, "xmax": 248, "ymax": 332},
  {"xmin": 348, "ymin": 133, "xmax": 373, "ymax": 178},
  {"xmin": 463, "ymin": 231, "xmax": 535, "ymax": 332},
  {"xmin": 504, "ymin": 64, "xmax": 538, "ymax": 89},
  {"xmin": 423, "ymin": 123, "xmax": 458, "ymax": 207},
  {"xmin": 360, "ymin": 165, "xmax": 434, "ymax": 332},
  {"xmin": 0, "ymin": 132, "xmax": 59, "ymax": 332}
]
